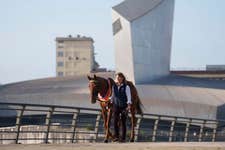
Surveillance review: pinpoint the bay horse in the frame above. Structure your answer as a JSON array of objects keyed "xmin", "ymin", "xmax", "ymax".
[{"xmin": 87, "ymin": 74, "xmax": 143, "ymax": 142}]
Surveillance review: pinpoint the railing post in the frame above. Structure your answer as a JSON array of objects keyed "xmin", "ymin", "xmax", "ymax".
[
  {"xmin": 169, "ymin": 117, "xmax": 176, "ymax": 142},
  {"xmin": 152, "ymin": 116, "xmax": 159, "ymax": 142},
  {"xmin": 134, "ymin": 115, "xmax": 143, "ymax": 142},
  {"xmin": 198, "ymin": 120, "xmax": 206, "ymax": 142},
  {"xmin": 212, "ymin": 121, "xmax": 218, "ymax": 142},
  {"xmin": 94, "ymin": 112, "xmax": 102, "ymax": 142},
  {"xmin": 45, "ymin": 106, "xmax": 54, "ymax": 144},
  {"xmin": 15, "ymin": 105, "xmax": 26, "ymax": 144},
  {"xmin": 71, "ymin": 109, "xmax": 79, "ymax": 143},
  {"xmin": 184, "ymin": 119, "xmax": 191, "ymax": 142}
]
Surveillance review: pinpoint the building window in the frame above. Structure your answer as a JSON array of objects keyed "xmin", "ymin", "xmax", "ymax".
[
  {"xmin": 58, "ymin": 41, "xmax": 64, "ymax": 43},
  {"xmin": 57, "ymin": 61, "xmax": 64, "ymax": 67},
  {"xmin": 113, "ymin": 18, "xmax": 122, "ymax": 35},
  {"xmin": 76, "ymin": 57, "xmax": 79, "ymax": 60},
  {"xmin": 57, "ymin": 51, "xmax": 64, "ymax": 57},
  {"xmin": 58, "ymin": 46, "xmax": 64, "ymax": 48},
  {"xmin": 57, "ymin": 41, "xmax": 64, "ymax": 48},
  {"xmin": 57, "ymin": 72, "xmax": 64, "ymax": 76}
]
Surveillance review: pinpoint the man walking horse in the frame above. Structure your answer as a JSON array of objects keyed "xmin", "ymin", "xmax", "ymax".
[
  {"xmin": 87, "ymin": 72, "xmax": 143, "ymax": 142},
  {"xmin": 111, "ymin": 72, "xmax": 132, "ymax": 142}
]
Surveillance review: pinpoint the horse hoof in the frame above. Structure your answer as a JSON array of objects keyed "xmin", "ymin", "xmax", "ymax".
[
  {"xmin": 129, "ymin": 139, "xmax": 134, "ymax": 142},
  {"xmin": 104, "ymin": 139, "xmax": 108, "ymax": 143}
]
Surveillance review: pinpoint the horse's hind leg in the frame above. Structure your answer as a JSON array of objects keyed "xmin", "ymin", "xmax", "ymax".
[
  {"xmin": 101, "ymin": 110, "xmax": 109, "ymax": 143},
  {"xmin": 130, "ymin": 109, "xmax": 135, "ymax": 142},
  {"xmin": 105, "ymin": 109, "xmax": 113, "ymax": 142}
]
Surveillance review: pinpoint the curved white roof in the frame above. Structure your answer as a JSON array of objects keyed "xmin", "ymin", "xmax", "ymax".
[{"xmin": 0, "ymin": 72, "xmax": 225, "ymax": 120}]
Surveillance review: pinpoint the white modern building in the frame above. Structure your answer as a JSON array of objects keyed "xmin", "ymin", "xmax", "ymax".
[{"xmin": 112, "ymin": 0, "xmax": 175, "ymax": 84}]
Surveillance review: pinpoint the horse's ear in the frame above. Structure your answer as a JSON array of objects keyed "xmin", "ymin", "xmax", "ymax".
[
  {"xmin": 94, "ymin": 74, "xmax": 97, "ymax": 79},
  {"xmin": 87, "ymin": 75, "xmax": 92, "ymax": 80}
]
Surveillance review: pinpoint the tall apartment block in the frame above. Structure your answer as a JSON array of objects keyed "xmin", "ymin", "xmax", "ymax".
[{"xmin": 56, "ymin": 35, "xmax": 97, "ymax": 77}]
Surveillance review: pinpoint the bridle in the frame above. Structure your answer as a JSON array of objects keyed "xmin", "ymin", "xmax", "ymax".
[
  {"xmin": 97, "ymin": 79, "xmax": 112, "ymax": 103},
  {"xmin": 89, "ymin": 79, "xmax": 112, "ymax": 103}
]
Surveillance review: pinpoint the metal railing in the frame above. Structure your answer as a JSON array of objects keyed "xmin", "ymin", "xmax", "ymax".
[{"xmin": 0, "ymin": 102, "xmax": 225, "ymax": 144}]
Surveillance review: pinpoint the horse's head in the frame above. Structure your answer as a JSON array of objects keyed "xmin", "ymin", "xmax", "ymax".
[{"xmin": 87, "ymin": 74, "xmax": 100, "ymax": 104}]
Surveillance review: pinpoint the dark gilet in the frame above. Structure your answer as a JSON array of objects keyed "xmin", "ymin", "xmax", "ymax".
[{"xmin": 113, "ymin": 84, "xmax": 128, "ymax": 108}]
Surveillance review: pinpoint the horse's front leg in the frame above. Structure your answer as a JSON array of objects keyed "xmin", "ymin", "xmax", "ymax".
[
  {"xmin": 106, "ymin": 108, "xmax": 114, "ymax": 140},
  {"xmin": 101, "ymin": 109, "xmax": 109, "ymax": 143}
]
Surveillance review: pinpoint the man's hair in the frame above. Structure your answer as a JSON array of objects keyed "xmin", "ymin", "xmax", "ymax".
[{"xmin": 116, "ymin": 72, "xmax": 127, "ymax": 83}]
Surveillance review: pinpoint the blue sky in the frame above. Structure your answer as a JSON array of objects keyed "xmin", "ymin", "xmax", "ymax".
[
  {"xmin": 0, "ymin": 0, "xmax": 225, "ymax": 84},
  {"xmin": 171, "ymin": 0, "xmax": 225, "ymax": 70}
]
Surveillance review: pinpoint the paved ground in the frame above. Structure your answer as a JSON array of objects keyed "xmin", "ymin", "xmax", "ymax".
[{"xmin": 1, "ymin": 142, "xmax": 225, "ymax": 150}]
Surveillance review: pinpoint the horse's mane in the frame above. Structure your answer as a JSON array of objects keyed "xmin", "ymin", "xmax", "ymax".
[
  {"xmin": 108, "ymin": 77, "xmax": 116, "ymax": 86},
  {"xmin": 94, "ymin": 76, "xmax": 115, "ymax": 89}
]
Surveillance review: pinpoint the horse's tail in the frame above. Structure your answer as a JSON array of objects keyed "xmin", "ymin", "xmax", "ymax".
[
  {"xmin": 136, "ymin": 94, "xmax": 144, "ymax": 115},
  {"xmin": 127, "ymin": 80, "xmax": 144, "ymax": 115}
]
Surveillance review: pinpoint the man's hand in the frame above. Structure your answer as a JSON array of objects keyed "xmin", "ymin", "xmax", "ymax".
[
  {"xmin": 126, "ymin": 104, "xmax": 131, "ymax": 112},
  {"xmin": 108, "ymin": 101, "xmax": 113, "ymax": 108}
]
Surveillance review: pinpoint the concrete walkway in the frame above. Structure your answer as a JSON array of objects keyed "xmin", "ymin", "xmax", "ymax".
[{"xmin": 1, "ymin": 142, "xmax": 225, "ymax": 150}]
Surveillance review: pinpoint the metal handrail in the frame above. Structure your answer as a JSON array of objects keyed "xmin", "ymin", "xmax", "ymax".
[
  {"xmin": 0, "ymin": 102, "xmax": 224, "ymax": 144},
  {"xmin": 1, "ymin": 102, "xmax": 224, "ymax": 122}
]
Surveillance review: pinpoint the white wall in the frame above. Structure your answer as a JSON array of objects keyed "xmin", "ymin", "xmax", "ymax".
[
  {"xmin": 112, "ymin": 10, "xmax": 135, "ymax": 82},
  {"xmin": 131, "ymin": 0, "xmax": 175, "ymax": 84}
]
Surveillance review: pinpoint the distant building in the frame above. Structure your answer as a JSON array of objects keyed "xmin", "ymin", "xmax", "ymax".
[
  {"xmin": 56, "ymin": 35, "xmax": 99, "ymax": 77},
  {"xmin": 112, "ymin": 0, "xmax": 175, "ymax": 84},
  {"xmin": 206, "ymin": 65, "xmax": 225, "ymax": 71},
  {"xmin": 91, "ymin": 68, "xmax": 107, "ymax": 73}
]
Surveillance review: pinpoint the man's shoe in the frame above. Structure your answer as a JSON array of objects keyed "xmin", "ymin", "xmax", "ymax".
[{"xmin": 113, "ymin": 138, "xmax": 119, "ymax": 142}]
